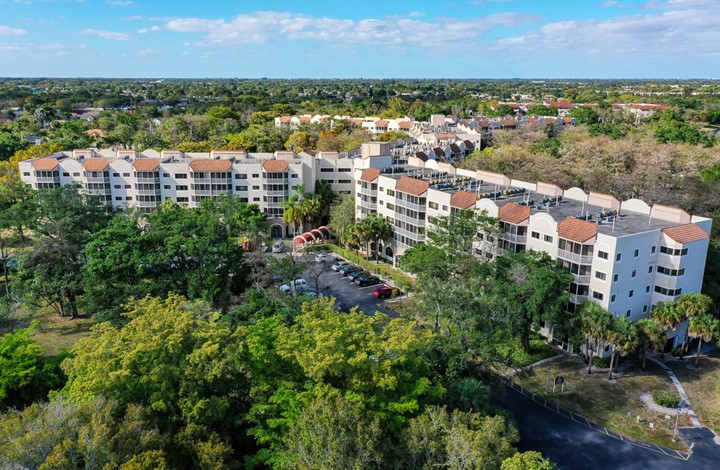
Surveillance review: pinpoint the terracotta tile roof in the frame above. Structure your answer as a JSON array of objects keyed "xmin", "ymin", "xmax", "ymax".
[
  {"xmin": 550, "ymin": 99, "xmax": 574, "ymax": 109},
  {"xmin": 82, "ymin": 158, "xmax": 109, "ymax": 171},
  {"xmin": 261, "ymin": 160, "xmax": 289, "ymax": 173},
  {"xmin": 501, "ymin": 119, "xmax": 517, "ymax": 127},
  {"xmin": 360, "ymin": 168, "xmax": 380, "ymax": 182},
  {"xmin": 189, "ymin": 159, "xmax": 233, "ymax": 172},
  {"xmin": 31, "ymin": 158, "xmax": 59, "ymax": 171},
  {"xmin": 399, "ymin": 121, "xmax": 412, "ymax": 129},
  {"xmin": 435, "ymin": 133, "xmax": 456, "ymax": 140},
  {"xmin": 279, "ymin": 115, "xmax": 291, "ymax": 122},
  {"xmin": 558, "ymin": 217, "xmax": 597, "ymax": 243},
  {"xmin": 299, "ymin": 116, "xmax": 311, "ymax": 124},
  {"xmin": 662, "ymin": 224, "xmax": 709, "ymax": 244},
  {"xmin": 375, "ymin": 120, "xmax": 389, "ymax": 127},
  {"xmin": 498, "ymin": 202, "xmax": 531, "ymax": 224},
  {"xmin": 450, "ymin": 190, "xmax": 478, "ymax": 210},
  {"xmin": 478, "ymin": 120, "xmax": 490, "ymax": 128},
  {"xmin": 395, "ymin": 176, "xmax": 429, "ymax": 196},
  {"xmin": 132, "ymin": 159, "xmax": 161, "ymax": 171}
]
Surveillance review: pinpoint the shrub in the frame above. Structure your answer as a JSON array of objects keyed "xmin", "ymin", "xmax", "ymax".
[
  {"xmin": 591, "ymin": 356, "xmax": 611, "ymax": 369},
  {"xmin": 652, "ymin": 390, "xmax": 680, "ymax": 408}
]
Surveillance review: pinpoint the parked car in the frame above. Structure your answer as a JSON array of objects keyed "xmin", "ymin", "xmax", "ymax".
[
  {"xmin": 280, "ymin": 278, "xmax": 308, "ymax": 293},
  {"xmin": 348, "ymin": 270, "xmax": 369, "ymax": 281},
  {"xmin": 331, "ymin": 261, "xmax": 351, "ymax": 272},
  {"xmin": 300, "ymin": 290, "xmax": 325, "ymax": 299},
  {"xmin": 338, "ymin": 265, "xmax": 358, "ymax": 275},
  {"xmin": 342, "ymin": 267, "xmax": 364, "ymax": 278},
  {"xmin": 373, "ymin": 285, "xmax": 401, "ymax": 298},
  {"xmin": 272, "ymin": 241, "xmax": 285, "ymax": 253},
  {"xmin": 315, "ymin": 252, "xmax": 337, "ymax": 263},
  {"xmin": 355, "ymin": 275, "xmax": 381, "ymax": 287}
]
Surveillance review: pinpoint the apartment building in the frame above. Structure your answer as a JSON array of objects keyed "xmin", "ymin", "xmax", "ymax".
[
  {"xmin": 354, "ymin": 157, "xmax": 711, "ymax": 346},
  {"xmin": 19, "ymin": 148, "xmax": 354, "ymax": 239}
]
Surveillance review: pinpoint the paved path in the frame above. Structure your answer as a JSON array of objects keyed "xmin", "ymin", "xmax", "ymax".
[
  {"xmin": 493, "ymin": 385, "xmax": 720, "ymax": 469},
  {"xmin": 647, "ymin": 356, "xmax": 701, "ymax": 427}
]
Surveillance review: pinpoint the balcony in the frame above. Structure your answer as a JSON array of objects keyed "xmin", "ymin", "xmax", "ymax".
[
  {"xmin": 569, "ymin": 293, "xmax": 589, "ymax": 304},
  {"xmin": 264, "ymin": 190, "xmax": 289, "ymax": 197},
  {"xmin": 35, "ymin": 176, "xmax": 60, "ymax": 184},
  {"xmin": 85, "ymin": 176, "xmax": 110, "ymax": 184},
  {"xmin": 394, "ymin": 199, "xmax": 426, "ymax": 213},
  {"xmin": 573, "ymin": 274, "xmax": 591, "ymax": 285},
  {"xmin": 557, "ymin": 249, "xmax": 593, "ymax": 265},
  {"xmin": 501, "ymin": 232, "xmax": 527, "ymax": 244},
  {"xmin": 136, "ymin": 176, "xmax": 159, "ymax": 184}
]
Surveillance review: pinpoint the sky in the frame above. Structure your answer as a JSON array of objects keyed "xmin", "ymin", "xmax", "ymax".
[{"xmin": 0, "ymin": 0, "xmax": 719, "ymax": 78}]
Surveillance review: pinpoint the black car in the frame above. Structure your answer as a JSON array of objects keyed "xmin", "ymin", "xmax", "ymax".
[
  {"xmin": 355, "ymin": 275, "xmax": 381, "ymax": 287},
  {"xmin": 342, "ymin": 267, "xmax": 364, "ymax": 278},
  {"xmin": 348, "ymin": 270, "xmax": 369, "ymax": 281}
]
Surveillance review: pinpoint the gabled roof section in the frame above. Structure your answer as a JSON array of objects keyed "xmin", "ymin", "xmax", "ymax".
[
  {"xmin": 558, "ymin": 217, "xmax": 597, "ymax": 243},
  {"xmin": 189, "ymin": 159, "xmax": 233, "ymax": 172},
  {"xmin": 261, "ymin": 160, "xmax": 289, "ymax": 173},
  {"xmin": 450, "ymin": 190, "xmax": 478, "ymax": 210},
  {"xmin": 82, "ymin": 158, "xmax": 109, "ymax": 171},
  {"xmin": 395, "ymin": 176, "xmax": 429, "ymax": 196},
  {"xmin": 132, "ymin": 159, "xmax": 160, "ymax": 171},
  {"xmin": 31, "ymin": 158, "xmax": 59, "ymax": 171},
  {"xmin": 360, "ymin": 168, "xmax": 380, "ymax": 182},
  {"xmin": 498, "ymin": 202, "xmax": 531, "ymax": 224},
  {"xmin": 662, "ymin": 224, "xmax": 709, "ymax": 244}
]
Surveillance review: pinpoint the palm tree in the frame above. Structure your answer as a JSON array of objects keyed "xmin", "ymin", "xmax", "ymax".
[
  {"xmin": 688, "ymin": 314, "xmax": 719, "ymax": 367},
  {"xmin": 675, "ymin": 293, "xmax": 713, "ymax": 358},
  {"xmin": 314, "ymin": 180, "xmax": 337, "ymax": 224},
  {"xmin": 578, "ymin": 302, "xmax": 613, "ymax": 374},
  {"xmin": 355, "ymin": 214, "xmax": 393, "ymax": 262},
  {"xmin": 636, "ymin": 318, "xmax": 666, "ymax": 370},
  {"xmin": 605, "ymin": 316, "xmax": 638, "ymax": 380},
  {"xmin": 651, "ymin": 302, "xmax": 683, "ymax": 357},
  {"xmin": 282, "ymin": 194, "xmax": 303, "ymax": 236}
]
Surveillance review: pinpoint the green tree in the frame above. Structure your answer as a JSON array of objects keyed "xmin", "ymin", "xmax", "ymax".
[
  {"xmin": 578, "ymin": 302, "xmax": 613, "ymax": 374},
  {"xmin": 501, "ymin": 451, "xmax": 556, "ymax": 470},
  {"xmin": 688, "ymin": 314, "xmax": 719, "ymax": 367},
  {"xmin": 526, "ymin": 105, "xmax": 558, "ymax": 117},
  {"xmin": 488, "ymin": 251, "xmax": 573, "ymax": 353},
  {"xmin": 61, "ymin": 294, "xmax": 249, "ymax": 467},
  {"xmin": 636, "ymin": 318, "xmax": 666, "ymax": 370},
  {"xmin": 0, "ymin": 132, "xmax": 28, "ymax": 161},
  {"xmin": 675, "ymin": 293, "xmax": 713, "ymax": 358},
  {"xmin": 285, "ymin": 131, "xmax": 313, "ymax": 153},
  {"xmin": 328, "ymin": 195, "xmax": 356, "ymax": 248},
  {"xmin": 568, "ymin": 106, "xmax": 599, "ymax": 125},
  {"xmin": 605, "ymin": 316, "xmax": 638, "ymax": 380},
  {"xmin": 355, "ymin": 213, "xmax": 392, "ymax": 261}
]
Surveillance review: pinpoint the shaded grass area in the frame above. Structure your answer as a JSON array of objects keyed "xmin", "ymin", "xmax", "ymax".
[
  {"xmin": 514, "ymin": 355, "xmax": 687, "ymax": 451},
  {"xmin": 496, "ymin": 334, "xmax": 558, "ymax": 368},
  {"xmin": 664, "ymin": 349, "xmax": 720, "ymax": 433}
]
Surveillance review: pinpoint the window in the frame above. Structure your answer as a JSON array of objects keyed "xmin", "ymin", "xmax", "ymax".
[
  {"xmin": 113, "ymin": 172, "xmax": 120, "ymax": 177},
  {"xmin": 629, "ymin": 290, "xmax": 634, "ymax": 298},
  {"xmin": 177, "ymin": 197, "xmax": 189, "ymax": 203},
  {"xmin": 654, "ymin": 286, "xmax": 682, "ymax": 296},
  {"xmin": 114, "ymin": 184, "xmax": 121, "ymax": 189},
  {"xmin": 592, "ymin": 291, "xmax": 604, "ymax": 300},
  {"xmin": 648, "ymin": 266, "xmax": 653, "ymax": 273},
  {"xmin": 175, "ymin": 173, "xmax": 187, "ymax": 179},
  {"xmin": 125, "ymin": 196, "xmax": 132, "ymax": 201},
  {"xmin": 122, "ymin": 173, "xmax": 130, "ymax": 177},
  {"xmin": 442, "ymin": 205, "xmax": 448, "ymax": 212},
  {"xmin": 643, "ymin": 305, "xmax": 648, "ymax": 313},
  {"xmin": 657, "ymin": 266, "xmax": 685, "ymax": 276},
  {"xmin": 616, "ymin": 253, "xmax": 622, "ymax": 261},
  {"xmin": 631, "ymin": 269, "xmax": 637, "ymax": 278},
  {"xmin": 338, "ymin": 179, "xmax": 351, "ymax": 184},
  {"xmin": 252, "ymin": 185, "xmax": 260, "ymax": 190},
  {"xmin": 613, "ymin": 274, "xmax": 618, "ymax": 282},
  {"xmin": 595, "ymin": 271, "xmax": 607, "ymax": 281},
  {"xmin": 387, "ymin": 189, "xmax": 395, "ymax": 197},
  {"xmin": 626, "ymin": 310, "xmax": 631, "ymax": 317},
  {"xmin": 252, "ymin": 197, "xmax": 260, "ymax": 202},
  {"xmin": 611, "ymin": 294, "xmax": 616, "ymax": 302},
  {"xmin": 63, "ymin": 172, "xmax": 70, "ymax": 177},
  {"xmin": 338, "ymin": 168, "xmax": 351, "ymax": 172},
  {"xmin": 598, "ymin": 250, "xmax": 609, "ymax": 260},
  {"xmin": 115, "ymin": 196, "xmax": 122, "ymax": 201},
  {"xmin": 646, "ymin": 285, "xmax": 650, "ymax": 293},
  {"xmin": 235, "ymin": 185, "xmax": 248, "ymax": 191},
  {"xmin": 74, "ymin": 172, "xmax": 81, "ymax": 177},
  {"xmin": 386, "ymin": 203, "xmax": 395, "ymax": 210},
  {"xmin": 651, "ymin": 246, "xmax": 656, "ymax": 254},
  {"xmin": 176, "ymin": 185, "xmax": 188, "ymax": 191},
  {"xmin": 634, "ymin": 249, "xmax": 639, "ymax": 257},
  {"xmin": 163, "ymin": 173, "xmax": 170, "ymax": 178},
  {"xmin": 543, "ymin": 235, "xmax": 553, "ymax": 243},
  {"xmin": 124, "ymin": 184, "xmax": 131, "ymax": 189},
  {"xmin": 164, "ymin": 185, "xmax": 171, "ymax": 190},
  {"xmin": 531, "ymin": 231, "xmax": 540, "ymax": 239},
  {"xmin": 252, "ymin": 174, "xmax": 259, "ymax": 178},
  {"xmin": 429, "ymin": 202, "xmax": 439, "ymax": 210},
  {"xmin": 660, "ymin": 246, "xmax": 688, "ymax": 256},
  {"xmin": 291, "ymin": 174, "xmax": 299, "ymax": 178}
]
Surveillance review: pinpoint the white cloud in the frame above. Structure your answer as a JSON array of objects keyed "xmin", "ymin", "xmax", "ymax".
[
  {"xmin": 121, "ymin": 15, "xmax": 144, "ymax": 21},
  {"xmin": 644, "ymin": 0, "xmax": 719, "ymax": 9},
  {"xmin": 80, "ymin": 28, "xmax": 131, "ymax": 41},
  {"xmin": 0, "ymin": 25, "xmax": 27, "ymax": 36},
  {"xmin": 148, "ymin": 10, "xmax": 539, "ymax": 49}
]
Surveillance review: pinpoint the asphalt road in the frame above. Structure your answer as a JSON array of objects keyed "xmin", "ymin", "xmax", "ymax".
[{"xmin": 493, "ymin": 385, "xmax": 720, "ymax": 470}]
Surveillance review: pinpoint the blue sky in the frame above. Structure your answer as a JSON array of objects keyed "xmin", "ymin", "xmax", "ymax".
[{"xmin": 0, "ymin": 0, "xmax": 718, "ymax": 78}]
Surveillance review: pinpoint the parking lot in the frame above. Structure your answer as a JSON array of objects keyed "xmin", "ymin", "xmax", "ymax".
[{"xmin": 292, "ymin": 252, "xmax": 401, "ymax": 318}]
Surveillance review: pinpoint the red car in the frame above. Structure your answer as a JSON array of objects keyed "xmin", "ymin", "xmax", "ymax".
[{"xmin": 373, "ymin": 285, "xmax": 401, "ymax": 299}]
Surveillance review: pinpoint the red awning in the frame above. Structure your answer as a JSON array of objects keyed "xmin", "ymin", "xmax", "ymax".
[
  {"xmin": 293, "ymin": 236, "xmax": 307, "ymax": 244},
  {"xmin": 317, "ymin": 227, "xmax": 330, "ymax": 237},
  {"xmin": 310, "ymin": 229, "xmax": 323, "ymax": 239},
  {"xmin": 302, "ymin": 232, "xmax": 315, "ymax": 241}
]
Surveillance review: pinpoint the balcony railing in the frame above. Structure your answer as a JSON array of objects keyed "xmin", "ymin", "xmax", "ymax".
[
  {"xmin": 557, "ymin": 249, "xmax": 593, "ymax": 265},
  {"xmin": 35, "ymin": 176, "xmax": 60, "ymax": 183},
  {"xmin": 573, "ymin": 274, "xmax": 591, "ymax": 285},
  {"xmin": 501, "ymin": 232, "xmax": 527, "ymax": 244},
  {"xmin": 394, "ymin": 199, "xmax": 426, "ymax": 213},
  {"xmin": 85, "ymin": 176, "xmax": 110, "ymax": 184},
  {"xmin": 569, "ymin": 293, "xmax": 589, "ymax": 304},
  {"xmin": 136, "ymin": 176, "xmax": 159, "ymax": 184}
]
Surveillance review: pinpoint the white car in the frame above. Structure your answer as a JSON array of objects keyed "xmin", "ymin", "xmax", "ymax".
[
  {"xmin": 280, "ymin": 278, "xmax": 308, "ymax": 293},
  {"xmin": 315, "ymin": 253, "xmax": 337, "ymax": 263},
  {"xmin": 331, "ymin": 261, "xmax": 351, "ymax": 272},
  {"xmin": 272, "ymin": 241, "xmax": 285, "ymax": 253}
]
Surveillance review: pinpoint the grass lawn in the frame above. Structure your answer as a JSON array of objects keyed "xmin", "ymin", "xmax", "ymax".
[
  {"xmin": 514, "ymin": 355, "xmax": 687, "ymax": 451},
  {"xmin": 663, "ymin": 349, "xmax": 720, "ymax": 433}
]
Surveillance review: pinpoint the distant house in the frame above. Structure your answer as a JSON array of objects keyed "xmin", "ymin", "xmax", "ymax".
[{"xmin": 628, "ymin": 104, "xmax": 667, "ymax": 120}]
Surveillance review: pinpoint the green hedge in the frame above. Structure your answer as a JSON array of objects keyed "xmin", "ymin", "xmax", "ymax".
[
  {"xmin": 652, "ymin": 390, "xmax": 680, "ymax": 408},
  {"xmin": 307, "ymin": 243, "xmax": 415, "ymax": 292}
]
